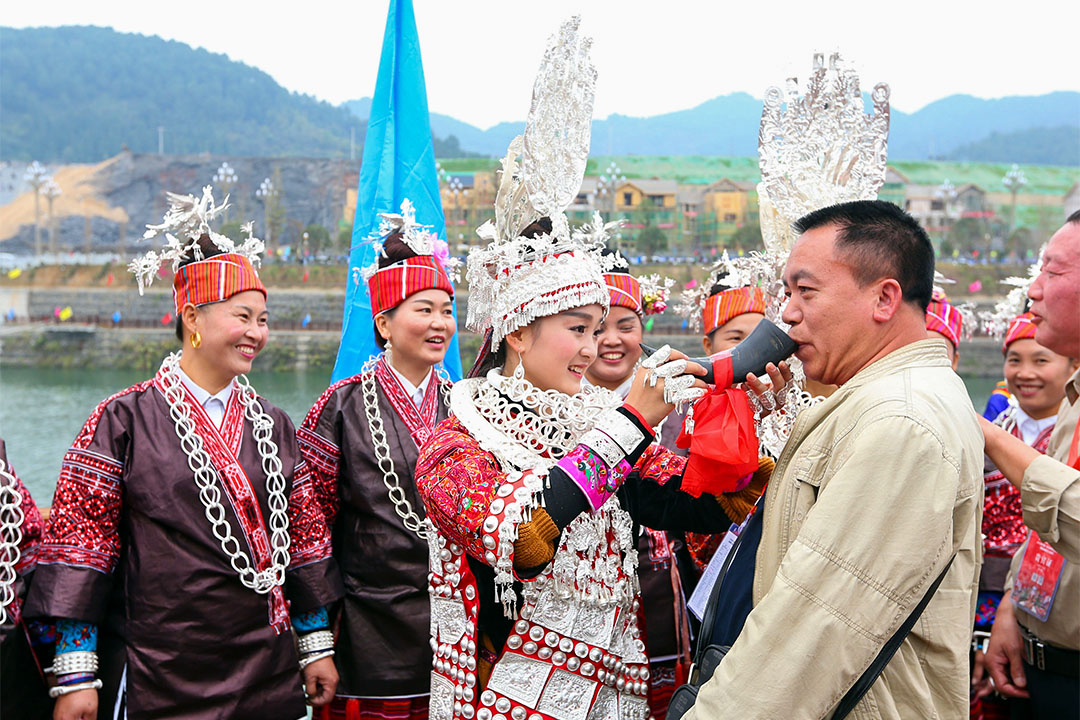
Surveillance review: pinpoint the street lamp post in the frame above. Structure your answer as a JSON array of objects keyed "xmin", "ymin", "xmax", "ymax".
[
  {"xmin": 44, "ymin": 178, "xmax": 62, "ymax": 255},
  {"xmin": 255, "ymin": 177, "xmax": 276, "ymax": 252},
  {"xmin": 595, "ymin": 161, "xmax": 626, "ymax": 215},
  {"xmin": 213, "ymin": 162, "xmax": 238, "ymax": 222},
  {"xmin": 1002, "ymin": 164, "xmax": 1027, "ymax": 235},
  {"xmin": 302, "ymin": 231, "xmax": 309, "ymax": 264},
  {"xmin": 24, "ymin": 161, "xmax": 50, "ymax": 257},
  {"xmin": 447, "ymin": 176, "xmax": 464, "ymax": 228}
]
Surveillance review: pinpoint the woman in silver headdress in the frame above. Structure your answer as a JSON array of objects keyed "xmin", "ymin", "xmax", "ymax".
[{"xmin": 414, "ymin": 19, "xmax": 768, "ymax": 720}]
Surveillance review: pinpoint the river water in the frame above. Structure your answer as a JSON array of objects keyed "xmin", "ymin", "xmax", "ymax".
[{"xmin": 0, "ymin": 366, "xmax": 1001, "ymax": 503}]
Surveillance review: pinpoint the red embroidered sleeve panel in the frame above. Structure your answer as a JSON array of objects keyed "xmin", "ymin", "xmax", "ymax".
[
  {"xmin": 416, "ymin": 417, "xmax": 515, "ymax": 563},
  {"xmin": 12, "ymin": 471, "xmax": 44, "ymax": 577},
  {"xmin": 37, "ymin": 384, "xmax": 146, "ymax": 577},
  {"xmin": 297, "ymin": 377, "xmax": 359, "ymax": 528},
  {"xmin": 280, "ymin": 436, "xmax": 334, "ymax": 572},
  {"xmin": 634, "ymin": 443, "xmax": 688, "ymax": 487}
]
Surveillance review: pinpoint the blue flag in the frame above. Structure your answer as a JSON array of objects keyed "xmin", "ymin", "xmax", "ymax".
[{"xmin": 332, "ymin": 0, "xmax": 463, "ymax": 382}]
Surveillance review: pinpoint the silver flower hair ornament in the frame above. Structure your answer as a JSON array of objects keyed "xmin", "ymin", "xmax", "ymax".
[
  {"xmin": 676, "ymin": 251, "xmax": 767, "ymax": 330},
  {"xmin": 979, "ymin": 245, "xmax": 1044, "ymax": 339},
  {"xmin": 638, "ymin": 273, "xmax": 674, "ymax": 316},
  {"xmin": 128, "ymin": 186, "xmax": 264, "ymax": 294},
  {"xmin": 361, "ymin": 199, "xmax": 463, "ymax": 283}
]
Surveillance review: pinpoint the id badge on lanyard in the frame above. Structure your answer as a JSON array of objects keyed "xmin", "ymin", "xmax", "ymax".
[
  {"xmin": 686, "ymin": 500, "xmax": 760, "ymax": 621},
  {"xmin": 1012, "ymin": 532, "xmax": 1066, "ymax": 623}
]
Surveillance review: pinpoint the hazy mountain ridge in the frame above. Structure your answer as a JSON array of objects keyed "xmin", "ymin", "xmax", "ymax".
[
  {"xmin": 347, "ymin": 92, "xmax": 1080, "ymax": 165},
  {"xmin": 2, "ymin": 26, "xmax": 1076, "ymax": 166}
]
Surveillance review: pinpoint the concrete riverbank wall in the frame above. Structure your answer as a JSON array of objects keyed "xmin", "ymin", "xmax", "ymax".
[
  {"xmin": 0, "ymin": 284, "xmax": 1011, "ymax": 375},
  {"xmin": 0, "ymin": 321, "xmax": 1010, "ymax": 377}
]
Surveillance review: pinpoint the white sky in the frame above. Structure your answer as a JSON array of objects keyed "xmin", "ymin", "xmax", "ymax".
[{"xmin": 5, "ymin": 0, "xmax": 1078, "ymax": 129}]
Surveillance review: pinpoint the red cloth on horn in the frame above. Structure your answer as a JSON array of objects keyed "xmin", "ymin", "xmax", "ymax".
[{"xmin": 675, "ymin": 387, "xmax": 760, "ymax": 497}]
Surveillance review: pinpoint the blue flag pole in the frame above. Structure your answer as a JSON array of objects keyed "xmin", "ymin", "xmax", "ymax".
[{"xmin": 332, "ymin": 0, "xmax": 463, "ymax": 383}]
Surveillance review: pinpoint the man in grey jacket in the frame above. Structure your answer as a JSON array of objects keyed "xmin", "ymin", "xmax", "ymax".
[{"xmin": 685, "ymin": 200, "xmax": 984, "ymax": 719}]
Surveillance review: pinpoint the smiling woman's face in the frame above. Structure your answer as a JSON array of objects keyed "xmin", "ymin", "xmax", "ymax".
[
  {"xmin": 193, "ymin": 290, "xmax": 269, "ymax": 379},
  {"xmin": 505, "ymin": 305, "xmax": 604, "ymax": 395},
  {"xmin": 586, "ymin": 305, "xmax": 643, "ymax": 390},
  {"xmin": 1003, "ymin": 337, "xmax": 1076, "ymax": 420}
]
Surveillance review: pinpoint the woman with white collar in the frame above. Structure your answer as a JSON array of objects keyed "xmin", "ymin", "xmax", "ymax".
[
  {"xmin": 25, "ymin": 189, "xmax": 342, "ymax": 720},
  {"xmin": 299, "ymin": 204, "xmax": 458, "ymax": 720}
]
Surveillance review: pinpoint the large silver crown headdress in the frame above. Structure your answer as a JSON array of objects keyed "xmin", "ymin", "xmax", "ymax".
[
  {"xmin": 128, "ymin": 185, "xmax": 264, "ymax": 294},
  {"xmin": 466, "ymin": 17, "xmax": 612, "ymax": 348},
  {"xmin": 716, "ymin": 53, "xmax": 891, "ymax": 325}
]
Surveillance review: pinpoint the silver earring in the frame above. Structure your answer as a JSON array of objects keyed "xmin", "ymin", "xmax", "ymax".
[
  {"xmin": 512, "ymin": 352, "xmax": 526, "ymax": 382},
  {"xmin": 384, "ymin": 339, "xmax": 393, "ymax": 365}
]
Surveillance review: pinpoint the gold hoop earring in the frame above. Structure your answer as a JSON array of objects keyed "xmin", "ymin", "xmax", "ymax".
[{"xmin": 190, "ymin": 331, "xmax": 202, "ymax": 349}]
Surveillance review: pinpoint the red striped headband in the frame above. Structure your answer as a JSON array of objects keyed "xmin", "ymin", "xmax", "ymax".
[
  {"xmin": 1003, "ymin": 312, "xmax": 1038, "ymax": 352},
  {"xmin": 925, "ymin": 291, "xmax": 962, "ymax": 349},
  {"xmin": 703, "ymin": 286, "xmax": 766, "ymax": 335},
  {"xmin": 172, "ymin": 253, "xmax": 266, "ymax": 315},
  {"xmin": 603, "ymin": 273, "xmax": 642, "ymax": 313},
  {"xmin": 368, "ymin": 256, "xmax": 454, "ymax": 317}
]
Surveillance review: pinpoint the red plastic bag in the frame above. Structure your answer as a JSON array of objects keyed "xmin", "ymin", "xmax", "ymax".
[{"xmin": 676, "ymin": 387, "xmax": 759, "ymax": 497}]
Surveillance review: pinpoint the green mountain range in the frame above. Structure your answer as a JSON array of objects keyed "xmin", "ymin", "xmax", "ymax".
[
  {"xmin": 2, "ymin": 25, "xmax": 1078, "ymax": 167},
  {"xmin": 0, "ymin": 26, "xmax": 468, "ymax": 162}
]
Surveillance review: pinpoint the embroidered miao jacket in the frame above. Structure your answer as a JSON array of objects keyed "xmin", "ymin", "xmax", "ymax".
[
  {"xmin": 24, "ymin": 370, "xmax": 342, "ymax": 720},
  {"xmin": 415, "ymin": 379, "xmax": 744, "ymax": 720},
  {"xmin": 299, "ymin": 357, "xmax": 451, "ymax": 697},
  {"xmin": 0, "ymin": 438, "xmax": 51, "ymax": 720},
  {"xmin": 684, "ymin": 340, "xmax": 984, "ymax": 720}
]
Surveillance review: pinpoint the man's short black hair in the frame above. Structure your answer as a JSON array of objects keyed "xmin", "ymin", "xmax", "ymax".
[
  {"xmin": 1067, "ymin": 208, "xmax": 1080, "ymax": 224},
  {"xmin": 792, "ymin": 200, "xmax": 935, "ymax": 312}
]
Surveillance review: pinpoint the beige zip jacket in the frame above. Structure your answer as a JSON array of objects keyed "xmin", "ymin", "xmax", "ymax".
[{"xmin": 685, "ymin": 340, "xmax": 984, "ymax": 719}]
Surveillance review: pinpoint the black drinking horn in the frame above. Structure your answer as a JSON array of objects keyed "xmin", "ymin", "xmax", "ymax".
[{"xmin": 640, "ymin": 319, "xmax": 798, "ymax": 387}]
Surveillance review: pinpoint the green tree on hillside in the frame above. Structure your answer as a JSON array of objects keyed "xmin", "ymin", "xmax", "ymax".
[
  {"xmin": 729, "ymin": 220, "xmax": 763, "ymax": 252},
  {"xmin": 637, "ymin": 223, "xmax": 667, "ymax": 257},
  {"xmin": 304, "ymin": 223, "xmax": 331, "ymax": 257}
]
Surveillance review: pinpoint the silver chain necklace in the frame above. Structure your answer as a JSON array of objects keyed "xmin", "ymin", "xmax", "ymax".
[
  {"xmin": 158, "ymin": 352, "xmax": 290, "ymax": 594},
  {"xmin": 359, "ymin": 354, "xmax": 451, "ymax": 541},
  {"xmin": 0, "ymin": 458, "xmax": 25, "ymax": 626}
]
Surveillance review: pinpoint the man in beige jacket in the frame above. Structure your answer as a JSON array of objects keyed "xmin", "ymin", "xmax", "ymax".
[
  {"xmin": 980, "ymin": 210, "xmax": 1079, "ymax": 717},
  {"xmin": 685, "ymin": 200, "xmax": 984, "ymax": 719}
]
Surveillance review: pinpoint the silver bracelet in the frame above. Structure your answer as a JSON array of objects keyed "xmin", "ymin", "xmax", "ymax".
[
  {"xmin": 299, "ymin": 649, "xmax": 335, "ymax": 671},
  {"xmin": 594, "ymin": 409, "xmax": 646, "ymax": 455},
  {"xmin": 53, "ymin": 650, "xmax": 99, "ymax": 676},
  {"xmin": 49, "ymin": 679, "xmax": 103, "ymax": 698},
  {"xmin": 297, "ymin": 630, "xmax": 334, "ymax": 655},
  {"xmin": 579, "ymin": 429, "xmax": 626, "ymax": 469}
]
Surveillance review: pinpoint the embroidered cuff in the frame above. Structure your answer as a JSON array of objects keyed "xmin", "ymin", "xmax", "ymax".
[
  {"xmin": 291, "ymin": 605, "xmax": 330, "ymax": 633},
  {"xmin": 56, "ymin": 618, "xmax": 97, "ymax": 654},
  {"xmin": 555, "ymin": 444, "xmax": 631, "ymax": 512},
  {"xmin": 556, "ymin": 408, "xmax": 652, "ymax": 512}
]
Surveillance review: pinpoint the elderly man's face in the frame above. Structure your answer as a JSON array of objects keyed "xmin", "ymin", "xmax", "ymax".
[
  {"xmin": 1029, "ymin": 222, "xmax": 1080, "ymax": 358},
  {"xmin": 782, "ymin": 225, "xmax": 884, "ymax": 386}
]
